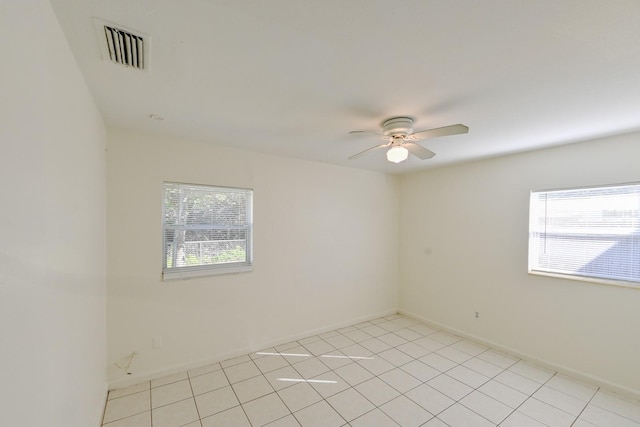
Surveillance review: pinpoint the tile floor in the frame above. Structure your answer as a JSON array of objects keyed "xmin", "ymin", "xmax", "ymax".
[{"xmin": 102, "ymin": 314, "xmax": 640, "ymax": 427}]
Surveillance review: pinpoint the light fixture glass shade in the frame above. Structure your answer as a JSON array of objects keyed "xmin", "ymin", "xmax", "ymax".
[{"xmin": 386, "ymin": 146, "xmax": 409, "ymax": 163}]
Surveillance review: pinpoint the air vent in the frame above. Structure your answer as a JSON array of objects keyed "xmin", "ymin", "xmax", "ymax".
[
  {"xmin": 103, "ymin": 26, "xmax": 144, "ymax": 69},
  {"xmin": 94, "ymin": 19, "xmax": 149, "ymax": 70}
]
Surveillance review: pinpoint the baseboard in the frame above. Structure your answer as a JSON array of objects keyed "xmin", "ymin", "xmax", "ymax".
[
  {"xmin": 399, "ymin": 309, "xmax": 640, "ymax": 403},
  {"xmin": 108, "ymin": 308, "xmax": 398, "ymax": 390}
]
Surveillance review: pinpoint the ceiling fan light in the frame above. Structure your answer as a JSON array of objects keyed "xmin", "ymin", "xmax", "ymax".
[{"xmin": 386, "ymin": 145, "xmax": 409, "ymax": 163}]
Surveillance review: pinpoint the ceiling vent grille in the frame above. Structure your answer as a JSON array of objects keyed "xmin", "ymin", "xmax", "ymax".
[
  {"xmin": 94, "ymin": 19, "xmax": 149, "ymax": 70},
  {"xmin": 103, "ymin": 26, "xmax": 144, "ymax": 69}
]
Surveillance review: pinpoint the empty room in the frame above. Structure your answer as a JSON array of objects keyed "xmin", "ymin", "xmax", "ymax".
[{"xmin": 2, "ymin": 1, "xmax": 640, "ymax": 426}]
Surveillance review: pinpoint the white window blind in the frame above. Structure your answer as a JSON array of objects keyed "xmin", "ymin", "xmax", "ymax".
[
  {"xmin": 163, "ymin": 182, "xmax": 253, "ymax": 280},
  {"xmin": 529, "ymin": 182, "xmax": 640, "ymax": 285}
]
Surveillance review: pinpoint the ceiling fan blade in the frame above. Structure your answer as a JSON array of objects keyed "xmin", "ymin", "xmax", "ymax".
[
  {"xmin": 405, "ymin": 142, "xmax": 436, "ymax": 160},
  {"xmin": 410, "ymin": 124, "xmax": 469, "ymax": 141},
  {"xmin": 348, "ymin": 143, "xmax": 390, "ymax": 160}
]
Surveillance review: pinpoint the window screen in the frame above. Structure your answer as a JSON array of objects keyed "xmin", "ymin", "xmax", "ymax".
[
  {"xmin": 529, "ymin": 182, "xmax": 640, "ymax": 285},
  {"xmin": 163, "ymin": 182, "xmax": 253, "ymax": 279}
]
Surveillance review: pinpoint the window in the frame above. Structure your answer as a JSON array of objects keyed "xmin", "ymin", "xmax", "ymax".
[
  {"xmin": 163, "ymin": 182, "xmax": 253, "ymax": 280},
  {"xmin": 529, "ymin": 182, "xmax": 640, "ymax": 286}
]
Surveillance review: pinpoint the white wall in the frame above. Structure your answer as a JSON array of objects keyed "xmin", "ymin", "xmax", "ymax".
[
  {"xmin": 106, "ymin": 128, "xmax": 399, "ymax": 385},
  {"xmin": 400, "ymin": 131, "xmax": 640, "ymax": 396},
  {"xmin": 0, "ymin": 1, "xmax": 107, "ymax": 426}
]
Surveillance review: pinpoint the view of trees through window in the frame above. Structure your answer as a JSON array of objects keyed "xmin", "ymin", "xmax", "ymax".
[{"xmin": 163, "ymin": 183, "xmax": 252, "ymax": 272}]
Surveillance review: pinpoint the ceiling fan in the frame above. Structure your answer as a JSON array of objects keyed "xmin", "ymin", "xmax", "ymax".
[{"xmin": 349, "ymin": 116, "xmax": 469, "ymax": 163}]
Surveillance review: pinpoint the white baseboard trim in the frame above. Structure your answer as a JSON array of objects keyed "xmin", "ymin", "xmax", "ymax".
[
  {"xmin": 108, "ymin": 308, "xmax": 398, "ymax": 390},
  {"xmin": 399, "ymin": 309, "xmax": 640, "ymax": 403}
]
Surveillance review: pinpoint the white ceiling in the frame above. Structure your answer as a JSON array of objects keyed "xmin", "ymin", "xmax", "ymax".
[{"xmin": 50, "ymin": 0, "xmax": 640, "ymax": 174}]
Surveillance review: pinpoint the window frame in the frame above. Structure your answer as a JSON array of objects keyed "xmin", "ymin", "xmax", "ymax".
[
  {"xmin": 528, "ymin": 181, "xmax": 640, "ymax": 289},
  {"xmin": 162, "ymin": 182, "xmax": 253, "ymax": 281}
]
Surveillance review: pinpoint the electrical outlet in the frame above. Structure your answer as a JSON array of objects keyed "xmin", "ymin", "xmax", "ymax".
[{"xmin": 474, "ymin": 312, "xmax": 479, "ymax": 319}]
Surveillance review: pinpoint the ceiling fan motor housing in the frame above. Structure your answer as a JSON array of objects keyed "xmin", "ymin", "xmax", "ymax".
[{"xmin": 381, "ymin": 116, "xmax": 415, "ymax": 136}]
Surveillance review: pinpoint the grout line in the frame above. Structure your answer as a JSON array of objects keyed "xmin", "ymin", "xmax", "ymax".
[
  {"xmin": 569, "ymin": 385, "xmax": 599, "ymax": 427},
  {"xmin": 217, "ymin": 361, "xmax": 254, "ymax": 425},
  {"xmin": 108, "ymin": 316, "xmax": 640, "ymax": 427},
  {"xmin": 496, "ymin": 372, "xmax": 555, "ymax": 427},
  {"xmin": 186, "ymin": 374, "xmax": 202, "ymax": 424}
]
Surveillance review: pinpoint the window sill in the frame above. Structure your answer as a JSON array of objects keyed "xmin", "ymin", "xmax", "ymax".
[
  {"xmin": 163, "ymin": 265, "xmax": 253, "ymax": 281},
  {"xmin": 528, "ymin": 270, "xmax": 639, "ymax": 290}
]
